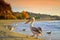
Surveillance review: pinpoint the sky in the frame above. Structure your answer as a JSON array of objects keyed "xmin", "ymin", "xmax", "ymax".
[{"xmin": 5, "ymin": 0, "xmax": 60, "ymax": 16}]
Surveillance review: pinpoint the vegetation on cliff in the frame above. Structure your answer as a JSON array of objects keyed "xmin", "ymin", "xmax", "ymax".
[
  {"xmin": 13, "ymin": 11, "xmax": 60, "ymax": 20},
  {"xmin": 0, "ymin": 0, "xmax": 16, "ymax": 19}
]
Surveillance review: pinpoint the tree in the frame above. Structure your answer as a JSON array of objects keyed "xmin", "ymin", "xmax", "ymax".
[{"xmin": 22, "ymin": 11, "xmax": 30, "ymax": 19}]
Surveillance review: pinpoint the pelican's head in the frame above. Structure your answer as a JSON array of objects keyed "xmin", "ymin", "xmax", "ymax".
[{"xmin": 25, "ymin": 17, "xmax": 35, "ymax": 24}]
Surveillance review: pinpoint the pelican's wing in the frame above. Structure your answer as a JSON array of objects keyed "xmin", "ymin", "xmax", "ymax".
[
  {"xmin": 37, "ymin": 27, "xmax": 42, "ymax": 32},
  {"xmin": 32, "ymin": 27, "xmax": 41, "ymax": 33}
]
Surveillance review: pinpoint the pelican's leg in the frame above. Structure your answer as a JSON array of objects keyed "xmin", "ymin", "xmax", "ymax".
[
  {"xmin": 31, "ymin": 34, "xmax": 35, "ymax": 37},
  {"xmin": 31, "ymin": 34, "xmax": 34, "ymax": 37},
  {"xmin": 35, "ymin": 34, "xmax": 38, "ymax": 38}
]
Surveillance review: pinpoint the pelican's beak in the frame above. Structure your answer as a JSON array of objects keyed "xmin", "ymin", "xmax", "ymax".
[{"xmin": 25, "ymin": 19, "xmax": 32, "ymax": 24}]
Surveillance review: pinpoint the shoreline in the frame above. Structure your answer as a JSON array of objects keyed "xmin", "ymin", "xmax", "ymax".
[
  {"xmin": 0, "ymin": 20, "xmax": 60, "ymax": 40},
  {"xmin": 0, "ymin": 20, "xmax": 45, "ymax": 40},
  {"xmin": 0, "ymin": 20, "xmax": 60, "ymax": 24}
]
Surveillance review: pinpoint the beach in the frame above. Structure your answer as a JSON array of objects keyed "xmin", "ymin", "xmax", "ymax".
[{"xmin": 0, "ymin": 20, "xmax": 45, "ymax": 40}]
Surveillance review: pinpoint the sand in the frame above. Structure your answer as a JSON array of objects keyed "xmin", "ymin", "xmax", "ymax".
[{"xmin": 0, "ymin": 20, "xmax": 45, "ymax": 40}]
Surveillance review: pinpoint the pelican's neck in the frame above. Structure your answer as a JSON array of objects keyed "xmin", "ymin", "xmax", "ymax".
[{"xmin": 30, "ymin": 21, "xmax": 34, "ymax": 27}]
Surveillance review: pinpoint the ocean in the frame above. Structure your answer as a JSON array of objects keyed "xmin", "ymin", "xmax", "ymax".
[{"xmin": 11, "ymin": 20, "xmax": 60, "ymax": 40}]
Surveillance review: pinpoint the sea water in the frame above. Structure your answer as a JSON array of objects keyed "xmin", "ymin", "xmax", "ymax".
[{"xmin": 11, "ymin": 20, "xmax": 60, "ymax": 40}]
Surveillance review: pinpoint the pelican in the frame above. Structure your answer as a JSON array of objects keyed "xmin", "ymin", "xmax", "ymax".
[
  {"xmin": 4, "ymin": 24, "xmax": 14, "ymax": 31},
  {"xmin": 7, "ymin": 25, "xmax": 14, "ymax": 31},
  {"xmin": 25, "ymin": 17, "xmax": 42, "ymax": 38}
]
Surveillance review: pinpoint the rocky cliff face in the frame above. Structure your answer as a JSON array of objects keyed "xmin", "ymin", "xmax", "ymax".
[{"xmin": 0, "ymin": 0, "xmax": 16, "ymax": 19}]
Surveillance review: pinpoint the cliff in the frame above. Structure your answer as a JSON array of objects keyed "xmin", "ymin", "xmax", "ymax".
[{"xmin": 0, "ymin": 0, "xmax": 16, "ymax": 19}]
